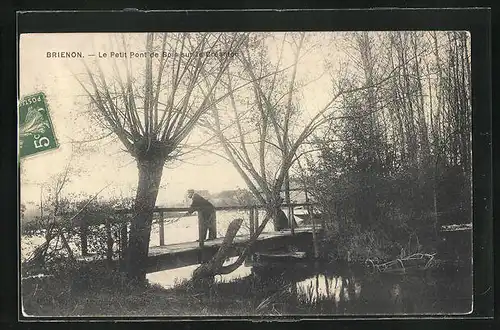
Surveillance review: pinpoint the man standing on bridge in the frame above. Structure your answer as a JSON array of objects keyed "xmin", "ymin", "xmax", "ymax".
[{"xmin": 186, "ymin": 189, "xmax": 217, "ymax": 246}]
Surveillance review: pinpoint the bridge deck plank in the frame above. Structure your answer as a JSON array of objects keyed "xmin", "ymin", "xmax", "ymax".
[{"xmin": 147, "ymin": 226, "xmax": 318, "ymax": 256}]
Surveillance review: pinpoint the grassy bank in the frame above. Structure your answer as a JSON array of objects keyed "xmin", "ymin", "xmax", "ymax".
[
  {"xmin": 21, "ymin": 257, "xmax": 472, "ymax": 317},
  {"xmin": 21, "ymin": 260, "xmax": 260, "ymax": 317},
  {"xmin": 21, "ymin": 258, "xmax": 359, "ymax": 316},
  {"xmin": 21, "ymin": 262, "xmax": 343, "ymax": 316}
]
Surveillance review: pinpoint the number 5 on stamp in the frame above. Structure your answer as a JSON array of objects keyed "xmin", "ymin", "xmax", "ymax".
[{"xmin": 18, "ymin": 92, "xmax": 59, "ymax": 158}]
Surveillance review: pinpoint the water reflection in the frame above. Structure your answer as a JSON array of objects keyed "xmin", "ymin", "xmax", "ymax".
[
  {"xmin": 300, "ymin": 274, "xmax": 363, "ymax": 306},
  {"xmin": 217, "ymin": 257, "xmax": 253, "ymax": 282},
  {"xmin": 147, "ymin": 264, "xmax": 199, "ymax": 289},
  {"xmin": 147, "ymin": 257, "xmax": 252, "ymax": 289},
  {"xmin": 291, "ymin": 272, "xmax": 360, "ymax": 313},
  {"xmin": 147, "ymin": 260, "xmax": 472, "ymax": 315}
]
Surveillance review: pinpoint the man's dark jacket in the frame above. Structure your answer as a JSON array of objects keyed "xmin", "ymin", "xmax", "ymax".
[{"xmin": 188, "ymin": 193, "xmax": 215, "ymax": 218}]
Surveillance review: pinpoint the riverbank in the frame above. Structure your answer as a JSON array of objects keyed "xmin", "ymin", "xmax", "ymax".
[
  {"xmin": 21, "ymin": 260, "xmax": 269, "ymax": 317},
  {"xmin": 21, "ymin": 257, "xmax": 472, "ymax": 317}
]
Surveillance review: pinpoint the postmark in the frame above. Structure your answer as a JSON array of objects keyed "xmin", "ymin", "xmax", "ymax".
[{"xmin": 18, "ymin": 92, "xmax": 59, "ymax": 158}]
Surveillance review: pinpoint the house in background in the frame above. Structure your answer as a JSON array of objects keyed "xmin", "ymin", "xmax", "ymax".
[{"xmin": 181, "ymin": 189, "xmax": 211, "ymax": 205}]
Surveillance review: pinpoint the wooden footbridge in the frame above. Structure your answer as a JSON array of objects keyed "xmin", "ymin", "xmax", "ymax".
[
  {"xmin": 74, "ymin": 203, "xmax": 324, "ymax": 273},
  {"xmin": 145, "ymin": 226, "xmax": 321, "ymax": 273}
]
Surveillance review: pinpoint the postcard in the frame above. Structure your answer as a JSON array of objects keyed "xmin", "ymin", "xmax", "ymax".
[{"xmin": 19, "ymin": 28, "xmax": 475, "ymax": 318}]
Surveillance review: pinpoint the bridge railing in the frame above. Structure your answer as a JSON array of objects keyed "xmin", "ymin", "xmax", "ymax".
[{"xmin": 71, "ymin": 203, "xmax": 318, "ymax": 261}]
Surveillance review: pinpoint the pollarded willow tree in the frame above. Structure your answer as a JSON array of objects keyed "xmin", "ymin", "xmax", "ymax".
[
  {"xmin": 194, "ymin": 32, "xmax": 401, "ymax": 277},
  {"xmin": 75, "ymin": 32, "xmax": 249, "ymax": 281}
]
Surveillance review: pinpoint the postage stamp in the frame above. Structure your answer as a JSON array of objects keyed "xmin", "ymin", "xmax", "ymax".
[{"xmin": 18, "ymin": 92, "xmax": 59, "ymax": 158}]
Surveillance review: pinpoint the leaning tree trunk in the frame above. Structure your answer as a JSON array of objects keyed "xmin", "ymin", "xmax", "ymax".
[
  {"xmin": 126, "ymin": 157, "xmax": 165, "ymax": 283},
  {"xmin": 192, "ymin": 211, "xmax": 273, "ymax": 279},
  {"xmin": 192, "ymin": 218, "xmax": 243, "ymax": 280}
]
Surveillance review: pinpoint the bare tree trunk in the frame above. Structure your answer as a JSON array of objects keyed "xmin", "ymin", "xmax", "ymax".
[
  {"xmin": 126, "ymin": 157, "xmax": 165, "ymax": 283},
  {"xmin": 105, "ymin": 220, "xmax": 114, "ymax": 263},
  {"xmin": 202, "ymin": 212, "xmax": 272, "ymax": 277},
  {"xmin": 284, "ymin": 171, "xmax": 291, "ymax": 211}
]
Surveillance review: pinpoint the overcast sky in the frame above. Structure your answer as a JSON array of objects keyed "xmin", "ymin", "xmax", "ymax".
[{"xmin": 18, "ymin": 32, "xmax": 343, "ymax": 207}]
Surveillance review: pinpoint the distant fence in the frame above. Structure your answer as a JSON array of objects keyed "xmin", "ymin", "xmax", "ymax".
[{"xmin": 64, "ymin": 203, "xmax": 319, "ymax": 261}]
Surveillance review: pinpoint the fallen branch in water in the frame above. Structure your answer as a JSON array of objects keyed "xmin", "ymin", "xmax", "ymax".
[{"xmin": 365, "ymin": 252, "xmax": 437, "ymax": 274}]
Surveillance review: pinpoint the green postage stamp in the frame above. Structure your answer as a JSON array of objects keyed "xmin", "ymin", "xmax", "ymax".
[{"xmin": 18, "ymin": 92, "xmax": 59, "ymax": 158}]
